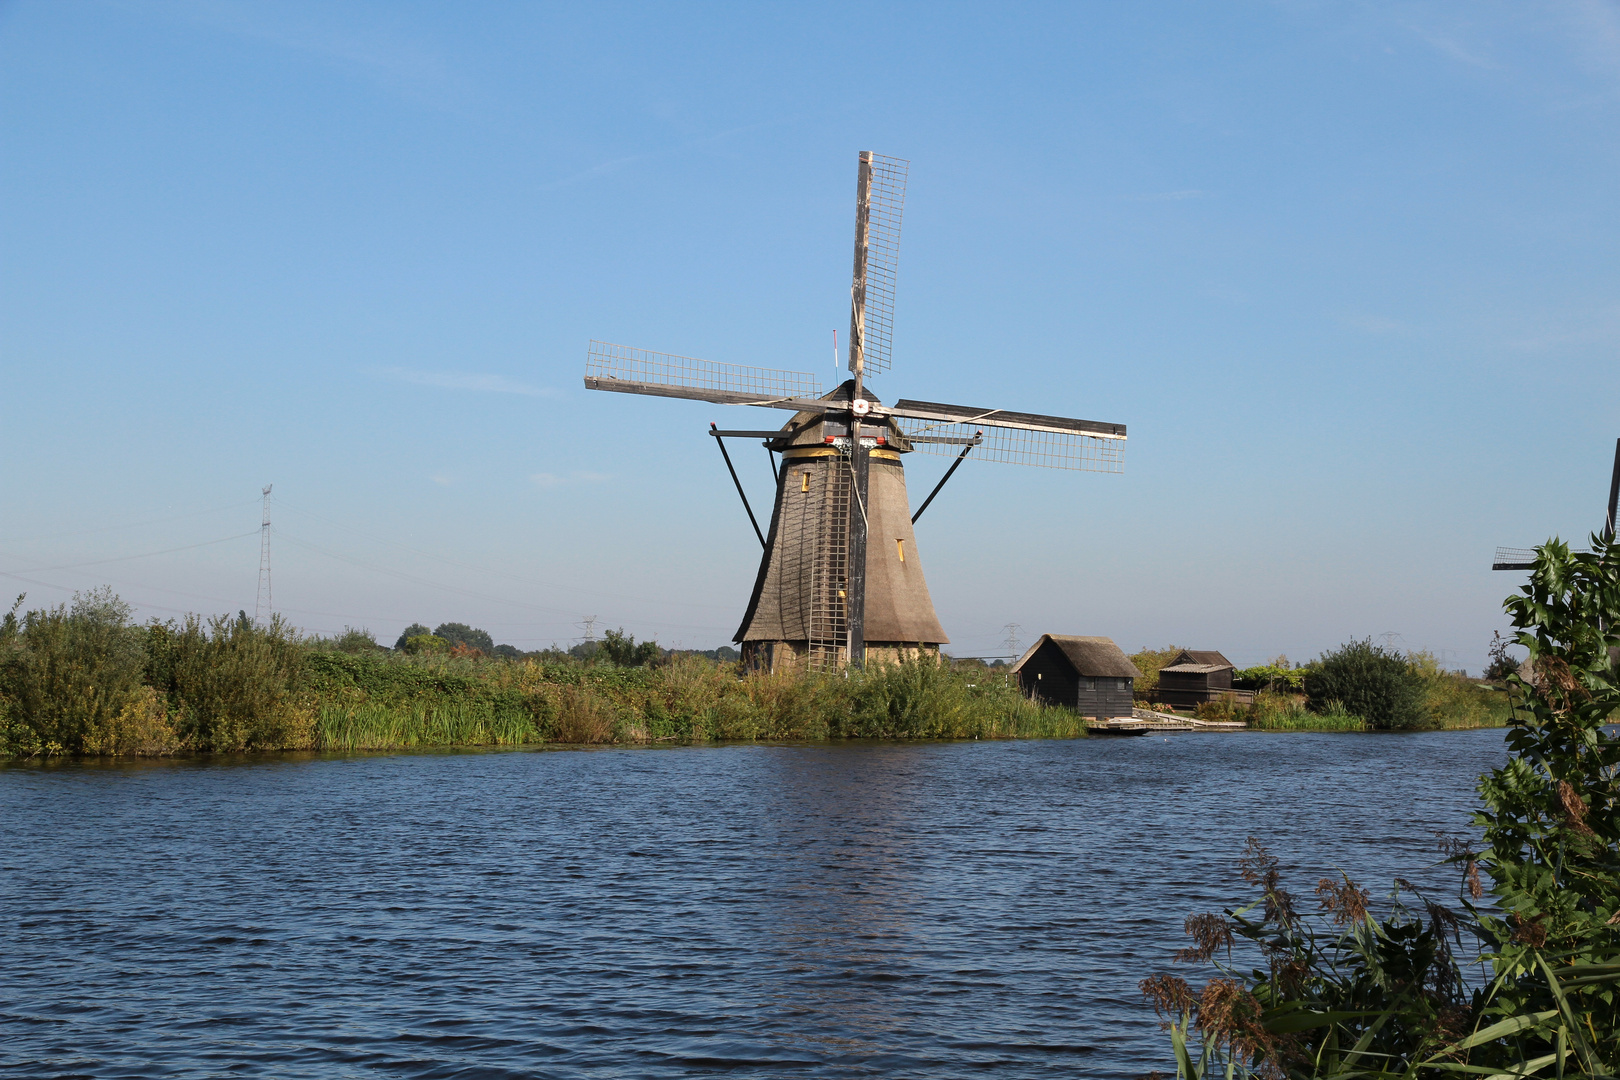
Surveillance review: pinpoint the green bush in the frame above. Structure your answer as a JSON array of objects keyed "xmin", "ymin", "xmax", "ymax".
[
  {"xmin": 1231, "ymin": 664, "xmax": 1304, "ymax": 692},
  {"xmin": 1128, "ymin": 645, "xmax": 1186, "ymax": 700},
  {"xmin": 600, "ymin": 627, "xmax": 660, "ymax": 667},
  {"xmin": 393, "ymin": 623, "xmax": 430, "ymax": 650},
  {"xmin": 321, "ymin": 627, "xmax": 382, "ymax": 654},
  {"xmin": 433, "ymin": 622, "xmax": 494, "ymax": 654},
  {"xmin": 402, "ymin": 633, "xmax": 448, "ymax": 655},
  {"xmin": 148, "ymin": 613, "xmax": 309, "ymax": 751},
  {"xmin": 1409, "ymin": 650, "xmax": 1510, "ymax": 729},
  {"xmin": 0, "ymin": 588, "xmax": 152, "ymax": 756},
  {"xmin": 1303, "ymin": 638, "xmax": 1428, "ymax": 730}
]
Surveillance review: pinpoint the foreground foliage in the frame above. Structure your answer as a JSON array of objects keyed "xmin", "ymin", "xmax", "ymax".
[
  {"xmin": 1143, "ymin": 536, "xmax": 1620, "ymax": 1077},
  {"xmin": 0, "ymin": 594, "xmax": 1075, "ymax": 756}
]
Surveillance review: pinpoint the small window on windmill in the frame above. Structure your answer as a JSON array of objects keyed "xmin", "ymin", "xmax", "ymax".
[
  {"xmin": 896, "ymin": 539, "xmax": 905, "ymax": 563},
  {"xmin": 801, "ymin": 472, "xmax": 809, "ymax": 492}
]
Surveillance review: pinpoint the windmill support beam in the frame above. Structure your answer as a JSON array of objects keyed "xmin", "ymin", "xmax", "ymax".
[
  {"xmin": 710, "ymin": 425, "xmax": 765, "ymax": 548},
  {"xmin": 911, "ymin": 439, "xmax": 978, "ymax": 525}
]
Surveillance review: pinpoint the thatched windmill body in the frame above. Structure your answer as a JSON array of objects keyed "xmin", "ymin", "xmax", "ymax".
[{"xmin": 585, "ymin": 152, "xmax": 1127, "ymax": 670}]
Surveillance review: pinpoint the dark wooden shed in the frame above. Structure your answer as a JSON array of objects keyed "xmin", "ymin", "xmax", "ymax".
[
  {"xmin": 1156, "ymin": 649, "xmax": 1246, "ymax": 708},
  {"xmin": 1011, "ymin": 635, "xmax": 1138, "ymax": 719}
]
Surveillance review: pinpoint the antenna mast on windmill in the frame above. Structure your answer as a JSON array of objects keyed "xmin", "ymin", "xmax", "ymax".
[
  {"xmin": 584, "ymin": 152, "xmax": 1128, "ymax": 670},
  {"xmin": 1491, "ymin": 438, "xmax": 1620, "ymax": 571}
]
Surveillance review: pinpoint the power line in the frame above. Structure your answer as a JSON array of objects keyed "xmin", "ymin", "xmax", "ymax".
[
  {"xmin": 274, "ymin": 532, "xmax": 602, "ymax": 619},
  {"xmin": 0, "ymin": 497, "xmax": 260, "ymax": 545},
  {"xmin": 0, "ymin": 531, "xmax": 260, "ymax": 574},
  {"xmin": 273, "ymin": 499, "xmax": 736, "ymax": 612}
]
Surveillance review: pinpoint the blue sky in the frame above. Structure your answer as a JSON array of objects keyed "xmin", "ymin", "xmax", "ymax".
[{"xmin": 4, "ymin": 1, "xmax": 1619, "ymax": 669}]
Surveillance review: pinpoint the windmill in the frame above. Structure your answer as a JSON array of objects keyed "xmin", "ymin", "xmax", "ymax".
[
  {"xmin": 1491, "ymin": 439, "xmax": 1620, "ymax": 571},
  {"xmin": 584, "ymin": 152, "xmax": 1127, "ymax": 671}
]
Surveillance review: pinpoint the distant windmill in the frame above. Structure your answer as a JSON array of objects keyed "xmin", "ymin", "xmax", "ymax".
[
  {"xmin": 1492, "ymin": 439, "xmax": 1620, "ymax": 571},
  {"xmin": 584, "ymin": 152, "xmax": 1127, "ymax": 670}
]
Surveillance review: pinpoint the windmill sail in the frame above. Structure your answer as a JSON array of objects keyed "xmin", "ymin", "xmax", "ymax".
[
  {"xmin": 1492, "ymin": 547, "xmax": 1537, "ymax": 571},
  {"xmin": 857, "ymin": 155, "xmax": 908, "ymax": 376},
  {"xmin": 585, "ymin": 341, "xmax": 829, "ymax": 410},
  {"xmin": 889, "ymin": 399, "xmax": 1126, "ymax": 473}
]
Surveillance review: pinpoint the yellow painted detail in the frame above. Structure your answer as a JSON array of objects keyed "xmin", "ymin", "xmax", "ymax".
[
  {"xmin": 800, "ymin": 472, "xmax": 809, "ymax": 492},
  {"xmin": 782, "ymin": 447, "xmax": 841, "ymax": 460},
  {"xmin": 896, "ymin": 539, "xmax": 905, "ymax": 563},
  {"xmin": 870, "ymin": 448, "xmax": 901, "ymax": 461}
]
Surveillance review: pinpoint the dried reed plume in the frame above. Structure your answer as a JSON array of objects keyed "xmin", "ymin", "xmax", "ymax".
[
  {"xmin": 1174, "ymin": 912, "xmax": 1235, "ymax": 963},
  {"xmin": 1239, "ymin": 836, "xmax": 1298, "ymax": 928},
  {"xmin": 1314, "ymin": 873, "xmax": 1370, "ymax": 926}
]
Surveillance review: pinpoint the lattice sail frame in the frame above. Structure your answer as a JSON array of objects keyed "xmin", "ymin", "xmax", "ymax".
[
  {"xmin": 860, "ymin": 155, "xmax": 908, "ymax": 376},
  {"xmin": 587, "ymin": 341, "xmax": 822, "ymax": 401},
  {"xmin": 894, "ymin": 418, "xmax": 1125, "ymax": 473}
]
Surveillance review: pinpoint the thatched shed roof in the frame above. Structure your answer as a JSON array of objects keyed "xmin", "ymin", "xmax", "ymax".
[
  {"xmin": 1168, "ymin": 649, "xmax": 1234, "ymax": 670},
  {"xmin": 1011, "ymin": 635, "xmax": 1139, "ymax": 678}
]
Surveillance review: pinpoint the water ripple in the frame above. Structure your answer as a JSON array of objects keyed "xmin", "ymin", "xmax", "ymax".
[{"xmin": 1, "ymin": 732, "xmax": 1507, "ymax": 1077}]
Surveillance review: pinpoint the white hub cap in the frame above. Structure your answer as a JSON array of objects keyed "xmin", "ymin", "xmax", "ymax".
[{"xmin": 851, "ymin": 398, "xmax": 871, "ymax": 417}]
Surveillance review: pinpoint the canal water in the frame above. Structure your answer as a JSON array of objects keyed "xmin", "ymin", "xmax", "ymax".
[{"xmin": 1, "ymin": 730, "xmax": 1508, "ymax": 1078}]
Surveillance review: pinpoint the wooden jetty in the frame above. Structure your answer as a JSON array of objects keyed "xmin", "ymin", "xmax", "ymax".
[{"xmin": 1085, "ymin": 708, "xmax": 1247, "ymax": 736}]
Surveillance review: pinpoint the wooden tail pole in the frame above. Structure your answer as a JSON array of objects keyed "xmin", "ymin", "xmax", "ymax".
[
  {"xmin": 710, "ymin": 424, "xmax": 765, "ymax": 548},
  {"xmin": 1606, "ymin": 437, "xmax": 1620, "ymax": 543}
]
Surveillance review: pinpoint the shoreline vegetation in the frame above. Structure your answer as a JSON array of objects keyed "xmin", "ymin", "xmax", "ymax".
[
  {"xmin": 1138, "ymin": 536, "xmax": 1620, "ymax": 1077},
  {"xmin": 0, "ymin": 590, "xmax": 1080, "ymax": 759},
  {"xmin": 1, "ymin": 589, "xmax": 1513, "ymax": 760},
  {"xmin": 1127, "ymin": 642, "xmax": 1515, "ymax": 732}
]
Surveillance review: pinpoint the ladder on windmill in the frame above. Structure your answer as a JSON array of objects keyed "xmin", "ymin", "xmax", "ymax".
[{"xmin": 806, "ymin": 445, "xmax": 852, "ymax": 671}]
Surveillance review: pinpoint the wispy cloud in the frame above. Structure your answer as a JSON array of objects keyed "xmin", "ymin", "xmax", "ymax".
[
  {"xmin": 1558, "ymin": 0, "xmax": 1620, "ymax": 92},
  {"xmin": 1402, "ymin": 22, "xmax": 1497, "ymax": 69},
  {"xmin": 1504, "ymin": 302, "xmax": 1620, "ymax": 351},
  {"xmin": 376, "ymin": 367, "xmax": 557, "ymax": 397},
  {"xmin": 536, "ymin": 118, "xmax": 796, "ymax": 193},
  {"xmin": 135, "ymin": 0, "xmax": 468, "ymax": 105},
  {"xmin": 531, "ymin": 471, "xmax": 610, "ymax": 489}
]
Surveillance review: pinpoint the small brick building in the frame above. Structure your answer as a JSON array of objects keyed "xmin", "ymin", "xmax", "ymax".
[{"xmin": 1012, "ymin": 635, "xmax": 1138, "ymax": 719}]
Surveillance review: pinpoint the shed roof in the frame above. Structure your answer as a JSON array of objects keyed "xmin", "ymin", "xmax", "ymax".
[
  {"xmin": 1161, "ymin": 663, "xmax": 1229, "ymax": 675},
  {"xmin": 1170, "ymin": 649, "xmax": 1234, "ymax": 670},
  {"xmin": 1011, "ymin": 634, "xmax": 1140, "ymax": 679}
]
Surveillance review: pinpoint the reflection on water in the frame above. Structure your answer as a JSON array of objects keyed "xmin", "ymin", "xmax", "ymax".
[{"xmin": 0, "ymin": 732, "xmax": 1508, "ymax": 1078}]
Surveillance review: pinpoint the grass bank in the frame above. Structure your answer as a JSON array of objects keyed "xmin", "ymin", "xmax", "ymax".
[
  {"xmin": 0, "ymin": 592, "xmax": 1079, "ymax": 757},
  {"xmin": 304, "ymin": 649, "xmax": 1080, "ymax": 752},
  {"xmin": 1186, "ymin": 676, "xmax": 1515, "ymax": 732}
]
